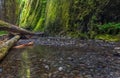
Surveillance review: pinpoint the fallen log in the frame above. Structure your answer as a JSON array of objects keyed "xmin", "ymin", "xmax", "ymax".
[
  {"xmin": 0, "ymin": 20, "xmax": 44, "ymax": 36},
  {"xmin": 0, "ymin": 20, "xmax": 44, "ymax": 61},
  {"xmin": 13, "ymin": 41, "xmax": 34, "ymax": 49},
  {"xmin": 0, "ymin": 35, "xmax": 20, "ymax": 60}
]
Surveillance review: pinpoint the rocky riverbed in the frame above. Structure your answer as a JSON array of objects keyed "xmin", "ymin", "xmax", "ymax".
[{"xmin": 0, "ymin": 37, "xmax": 120, "ymax": 78}]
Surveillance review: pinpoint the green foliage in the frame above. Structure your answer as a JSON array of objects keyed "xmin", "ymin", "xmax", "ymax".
[
  {"xmin": 98, "ymin": 23, "xmax": 120, "ymax": 30},
  {"xmin": 44, "ymin": 0, "xmax": 71, "ymax": 35},
  {"xmin": 17, "ymin": 0, "xmax": 109, "ymax": 31},
  {"xmin": 97, "ymin": 23, "xmax": 120, "ymax": 34},
  {"xmin": 18, "ymin": 0, "xmax": 47, "ymax": 30},
  {"xmin": 14, "ymin": 0, "xmax": 120, "ymax": 40},
  {"xmin": 34, "ymin": 18, "xmax": 45, "ymax": 31},
  {"xmin": 68, "ymin": 31, "xmax": 88, "ymax": 39},
  {"xmin": 95, "ymin": 34, "xmax": 120, "ymax": 42},
  {"xmin": 0, "ymin": 31, "xmax": 8, "ymax": 36}
]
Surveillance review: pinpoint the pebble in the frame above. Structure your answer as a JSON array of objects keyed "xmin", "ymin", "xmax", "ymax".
[
  {"xmin": 0, "ymin": 68, "xmax": 2, "ymax": 73},
  {"xmin": 58, "ymin": 67, "xmax": 63, "ymax": 71},
  {"xmin": 44, "ymin": 65, "xmax": 49, "ymax": 70}
]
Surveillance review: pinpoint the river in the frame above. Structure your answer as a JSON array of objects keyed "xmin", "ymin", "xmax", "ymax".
[{"xmin": 0, "ymin": 37, "xmax": 120, "ymax": 78}]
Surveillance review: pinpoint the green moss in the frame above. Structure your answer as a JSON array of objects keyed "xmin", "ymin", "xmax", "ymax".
[
  {"xmin": 68, "ymin": 31, "xmax": 88, "ymax": 39},
  {"xmin": 34, "ymin": 18, "xmax": 45, "ymax": 31},
  {"xmin": 18, "ymin": 0, "xmax": 47, "ymax": 31},
  {"xmin": 19, "ymin": 0, "xmax": 33, "ymax": 27},
  {"xmin": 0, "ymin": 47, "xmax": 8, "ymax": 53},
  {"xmin": 95, "ymin": 34, "xmax": 120, "ymax": 42},
  {"xmin": 0, "ymin": 46, "xmax": 8, "ymax": 60},
  {"xmin": 44, "ymin": 0, "xmax": 71, "ymax": 35},
  {"xmin": 0, "ymin": 31, "xmax": 8, "ymax": 36},
  {"xmin": 17, "ymin": 0, "xmax": 118, "ymax": 40},
  {"xmin": 97, "ymin": 23, "xmax": 120, "ymax": 34},
  {"xmin": 0, "ymin": 20, "xmax": 10, "ymax": 27}
]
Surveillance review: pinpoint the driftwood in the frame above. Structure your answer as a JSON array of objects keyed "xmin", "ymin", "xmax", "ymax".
[
  {"xmin": 0, "ymin": 35, "xmax": 20, "ymax": 60},
  {"xmin": 0, "ymin": 20, "xmax": 44, "ymax": 61},
  {"xmin": 0, "ymin": 20, "xmax": 43, "ymax": 60},
  {"xmin": 13, "ymin": 41, "xmax": 34, "ymax": 49},
  {"xmin": 0, "ymin": 20, "xmax": 44, "ymax": 36}
]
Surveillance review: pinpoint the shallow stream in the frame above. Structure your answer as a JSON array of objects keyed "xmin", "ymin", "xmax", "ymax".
[{"xmin": 0, "ymin": 38, "xmax": 120, "ymax": 78}]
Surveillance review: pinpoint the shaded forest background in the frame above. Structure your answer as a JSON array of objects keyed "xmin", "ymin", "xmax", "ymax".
[{"xmin": 0, "ymin": 0, "xmax": 120, "ymax": 41}]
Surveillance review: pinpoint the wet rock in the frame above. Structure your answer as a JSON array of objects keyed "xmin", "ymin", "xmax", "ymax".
[
  {"xmin": 0, "ymin": 67, "xmax": 2, "ymax": 73},
  {"xmin": 44, "ymin": 65, "xmax": 49, "ymax": 70},
  {"xmin": 58, "ymin": 67, "xmax": 64, "ymax": 71},
  {"xmin": 0, "ymin": 37, "xmax": 120, "ymax": 78}
]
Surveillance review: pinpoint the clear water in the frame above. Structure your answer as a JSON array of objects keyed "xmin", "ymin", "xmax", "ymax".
[
  {"xmin": 0, "ymin": 45, "xmax": 83, "ymax": 78},
  {"xmin": 0, "ymin": 44, "xmax": 119, "ymax": 78}
]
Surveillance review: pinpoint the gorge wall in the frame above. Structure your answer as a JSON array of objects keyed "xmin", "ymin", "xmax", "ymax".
[{"xmin": 0, "ymin": 0, "xmax": 120, "ymax": 38}]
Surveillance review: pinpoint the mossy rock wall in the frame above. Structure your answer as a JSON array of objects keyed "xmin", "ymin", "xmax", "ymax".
[
  {"xmin": 0, "ymin": 0, "xmax": 120, "ymax": 38},
  {"xmin": 0, "ymin": 0, "xmax": 19, "ymax": 24},
  {"xmin": 18, "ymin": 0, "xmax": 110, "ymax": 36}
]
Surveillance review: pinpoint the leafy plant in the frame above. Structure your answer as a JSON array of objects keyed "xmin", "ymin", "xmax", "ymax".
[
  {"xmin": 0, "ymin": 31, "xmax": 8, "ymax": 36},
  {"xmin": 97, "ymin": 23, "xmax": 120, "ymax": 34}
]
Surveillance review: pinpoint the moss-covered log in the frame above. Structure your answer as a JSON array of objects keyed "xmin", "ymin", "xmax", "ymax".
[
  {"xmin": 0, "ymin": 20, "xmax": 44, "ymax": 35},
  {"xmin": 0, "ymin": 35, "xmax": 20, "ymax": 60}
]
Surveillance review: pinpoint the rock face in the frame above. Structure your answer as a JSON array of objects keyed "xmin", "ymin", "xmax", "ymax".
[
  {"xmin": 15, "ymin": 0, "xmax": 120, "ymax": 36},
  {"xmin": 0, "ymin": 0, "xmax": 120, "ymax": 38},
  {"xmin": 0, "ymin": 0, "xmax": 18, "ymax": 24}
]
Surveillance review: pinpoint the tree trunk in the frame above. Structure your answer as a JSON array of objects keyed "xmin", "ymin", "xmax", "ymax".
[
  {"xmin": 0, "ymin": 20, "xmax": 44, "ymax": 35},
  {"xmin": 0, "ymin": 20, "xmax": 44, "ymax": 61},
  {"xmin": 0, "ymin": 35, "xmax": 20, "ymax": 60}
]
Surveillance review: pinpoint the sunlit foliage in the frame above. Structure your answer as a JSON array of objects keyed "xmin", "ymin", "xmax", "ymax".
[{"xmin": 1, "ymin": 0, "xmax": 120, "ymax": 39}]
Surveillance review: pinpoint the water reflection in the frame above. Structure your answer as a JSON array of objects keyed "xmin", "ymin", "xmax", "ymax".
[
  {"xmin": 19, "ymin": 49, "xmax": 31, "ymax": 78},
  {"xmin": 16, "ymin": 45, "xmax": 76, "ymax": 78},
  {"xmin": 0, "ymin": 44, "xmax": 119, "ymax": 78}
]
